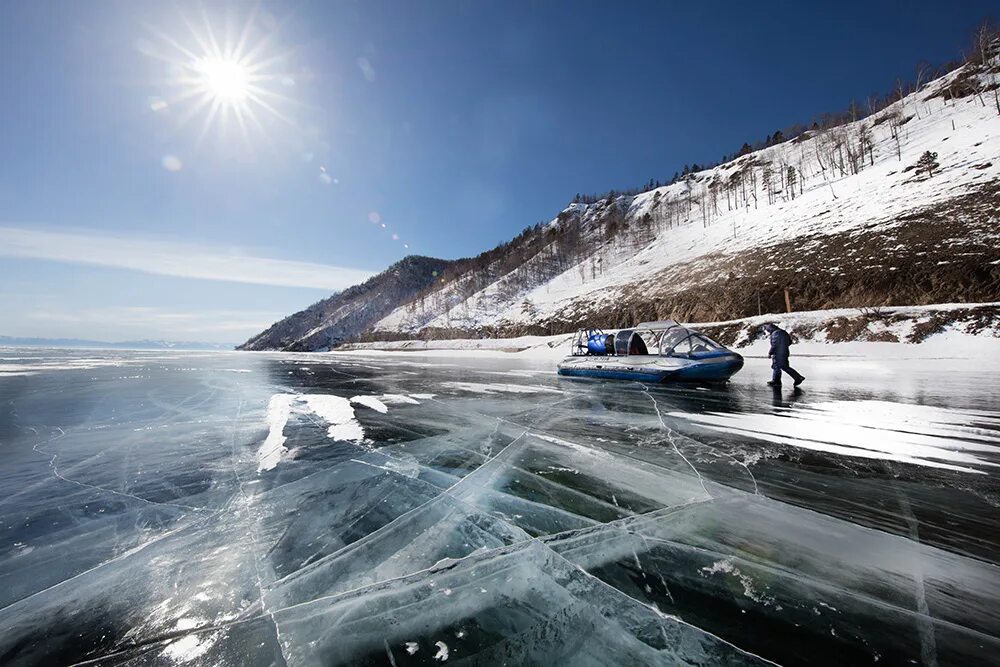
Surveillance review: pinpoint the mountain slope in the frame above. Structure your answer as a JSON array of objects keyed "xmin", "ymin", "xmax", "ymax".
[
  {"xmin": 238, "ymin": 256, "xmax": 452, "ymax": 351},
  {"xmin": 247, "ymin": 54, "xmax": 1000, "ymax": 351},
  {"xmin": 367, "ymin": 60, "xmax": 1000, "ymax": 339}
]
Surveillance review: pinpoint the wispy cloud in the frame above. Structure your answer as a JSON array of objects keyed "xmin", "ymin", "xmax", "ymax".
[
  {"xmin": 26, "ymin": 306, "xmax": 285, "ymax": 342},
  {"xmin": 0, "ymin": 226, "xmax": 373, "ymax": 290}
]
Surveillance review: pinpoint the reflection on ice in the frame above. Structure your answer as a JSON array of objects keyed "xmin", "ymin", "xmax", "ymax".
[
  {"xmin": 1, "ymin": 350, "xmax": 999, "ymax": 665},
  {"xmin": 669, "ymin": 400, "xmax": 1000, "ymax": 473}
]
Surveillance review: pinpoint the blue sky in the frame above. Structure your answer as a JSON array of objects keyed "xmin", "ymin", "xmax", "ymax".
[{"xmin": 0, "ymin": 1, "xmax": 993, "ymax": 343}]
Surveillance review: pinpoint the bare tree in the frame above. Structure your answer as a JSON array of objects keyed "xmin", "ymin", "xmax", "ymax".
[
  {"xmin": 914, "ymin": 62, "xmax": 930, "ymax": 118},
  {"xmin": 970, "ymin": 20, "xmax": 1000, "ymax": 115},
  {"xmin": 969, "ymin": 21, "xmax": 994, "ymax": 108},
  {"xmin": 762, "ymin": 164, "xmax": 774, "ymax": 205},
  {"xmin": 886, "ymin": 110, "xmax": 903, "ymax": 161},
  {"xmin": 813, "ymin": 140, "xmax": 828, "ymax": 179},
  {"xmin": 858, "ymin": 123, "xmax": 874, "ymax": 167}
]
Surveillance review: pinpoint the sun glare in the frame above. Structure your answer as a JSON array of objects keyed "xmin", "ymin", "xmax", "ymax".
[
  {"xmin": 142, "ymin": 8, "xmax": 298, "ymax": 146},
  {"xmin": 196, "ymin": 57, "xmax": 250, "ymax": 103}
]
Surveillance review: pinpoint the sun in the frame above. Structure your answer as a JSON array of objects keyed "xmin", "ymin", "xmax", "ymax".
[
  {"xmin": 195, "ymin": 57, "xmax": 251, "ymax": 103},
  {"xmin": 142, "ymin": 8, "xmax": 298, "ymax": 145}
]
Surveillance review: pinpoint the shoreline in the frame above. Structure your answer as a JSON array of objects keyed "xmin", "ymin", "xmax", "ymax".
[{"xmin": 329, "ymin": 302, "xmax": 1000, "ymax": 364}]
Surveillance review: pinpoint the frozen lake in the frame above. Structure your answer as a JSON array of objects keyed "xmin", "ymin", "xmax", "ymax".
[{"xmin": 1, "ymin": 348, "xmax": 999, "ymax": 665}]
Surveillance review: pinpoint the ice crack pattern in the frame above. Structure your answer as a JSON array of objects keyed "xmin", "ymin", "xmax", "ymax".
[{"xmin": 1, "ymin": 348, "xmax": 999, "ymax": 665}]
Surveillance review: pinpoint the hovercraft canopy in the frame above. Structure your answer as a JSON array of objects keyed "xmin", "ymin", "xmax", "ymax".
[{"xmin": 659, "ymin": 326, "xmax": 729, "ymax": 358}]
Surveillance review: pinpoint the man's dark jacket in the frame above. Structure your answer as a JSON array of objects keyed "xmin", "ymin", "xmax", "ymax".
[{"xmin": 768, "ymin": 327, "xmax": 792, "ymax": 360}]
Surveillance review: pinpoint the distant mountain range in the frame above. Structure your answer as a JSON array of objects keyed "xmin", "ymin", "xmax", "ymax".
[
  {"xmin": 0, "ymin": 336, "xmax": 235, "ymax": 351},
  {"xmin": 242, "ymin": 49, "xmax": 1000, "ymax": 351}
]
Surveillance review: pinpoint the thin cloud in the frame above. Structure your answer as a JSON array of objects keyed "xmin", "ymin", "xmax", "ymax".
[
  {"xmin": 0, "ymin": 226, "xmax": 373, "ymax": 290},
  {"xmin": 28, "ymin": 306, "xmax": 282, "ymax": 336},
  {"xmin": 357, "ymin": 56, "xmax": 376, "ymax": 82}
]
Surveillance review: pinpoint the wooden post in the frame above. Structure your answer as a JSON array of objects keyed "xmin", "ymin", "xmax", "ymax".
[{"xmin": 784, "ymin": 288, "xmax": 793, "ymax": 313}]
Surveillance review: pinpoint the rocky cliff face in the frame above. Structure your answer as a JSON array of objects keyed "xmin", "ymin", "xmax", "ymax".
[{"xmin": 238, "ymin": 256, "xmax": 453, "ymax": 351}]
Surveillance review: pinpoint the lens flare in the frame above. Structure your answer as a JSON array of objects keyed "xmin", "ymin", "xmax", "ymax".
[{"xmin": 161, "ymin": 155, "xmax": 183, "ymax": 171}]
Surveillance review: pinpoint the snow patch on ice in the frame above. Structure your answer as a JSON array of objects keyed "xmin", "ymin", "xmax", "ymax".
[
  {"xmin": 434, "ymin": 640, "xmax": 449, "ymax": 661},
  {"xmin": 258, "ymin": 393, "xmax": 366, "ymax": 471},
  {"xmin": 258, "ymin": 394, "xmax": 296, "ymax": 472},
  {"xmin": 301, "ymin": 394, "xmax": 364, "ymax": 442},
  {"xmin": 442, "ymin": 381, "xmax": 560, "ymax": 395},
  {"xmin": 173, "ymin": 617, "xmax": 203, "ymax": 631},
  {"xmin": 160, "ymin": 631, "xmax": 217, "ymax": 663},
  {"xmin": 381, "ymin": 393, "xmax": 421, "ymax": 404},
  {"xmin": 701, "ymin": 559, "xmax": 775, "ymax": 606},
  {"xmin": 351, "ymin": 395, "xmax": 389, "ymax": 413}
]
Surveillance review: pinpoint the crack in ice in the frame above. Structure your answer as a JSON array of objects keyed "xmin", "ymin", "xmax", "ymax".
[{"xmin": 642, "ymin": 385, "xmax": 712, "ymax": 498}]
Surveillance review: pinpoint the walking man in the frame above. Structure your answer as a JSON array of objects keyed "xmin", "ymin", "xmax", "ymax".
[{"xmin": 763, "ymin": 323, "xmax": 804, "ymax": 387}]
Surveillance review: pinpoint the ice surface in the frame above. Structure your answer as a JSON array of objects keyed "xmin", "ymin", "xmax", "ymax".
[
  {"xmin": 669, "ymin": 400, "xmax": 1000, "ymax": 474},
  {"xmin": 1, "ymin": 348, "xmax": 999, "ymax": 665}
]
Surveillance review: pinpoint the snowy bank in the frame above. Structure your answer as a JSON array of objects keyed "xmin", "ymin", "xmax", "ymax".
[{"xmin": 336, "ymin": 303, "xmax": 1000, "ymax": 364}]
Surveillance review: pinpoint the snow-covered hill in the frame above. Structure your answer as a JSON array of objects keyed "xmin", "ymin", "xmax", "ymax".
[
  {"xmin": 239, "ymin": 256, "xmax": 452, "ymax": 351},
  {"xmin": 369, "ymin": 61, "xmax": 1000, "ymax": 339},
  {"xmin": 246, "ymin": 55, "xmax": 1000, "ymax": 352}
]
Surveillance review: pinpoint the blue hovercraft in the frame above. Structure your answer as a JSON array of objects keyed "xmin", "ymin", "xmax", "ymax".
[{"xmin": 557, "ymin": 320, "xmax": 743, "ymax": 383}]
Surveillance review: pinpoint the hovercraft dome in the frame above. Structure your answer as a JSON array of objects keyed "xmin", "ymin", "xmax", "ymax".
[
  {"xmin": 633, "ymin": 320, "xmax": 680, "ymax": 331},
  {"xmin": 614, "ymin": 330, "xmax": 632, "ymax": 356}
]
